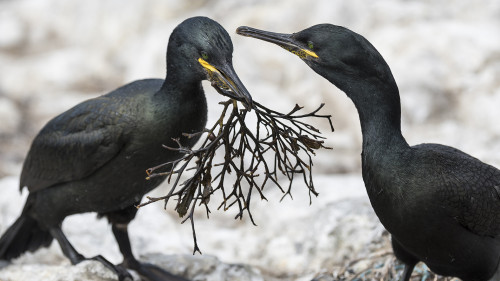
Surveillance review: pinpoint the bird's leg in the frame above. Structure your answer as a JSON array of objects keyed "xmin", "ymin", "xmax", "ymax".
[
  {"xmin": 105, "ymin": 203, "xmax": 189, "ymax": 281},
  {"xmin": 391, "ymin": 236, "xmax": 418, "ymax": 281},
  {"xmin": 400, "ymin": 263, "xmax": 416, "ymax": 281},
  {"xmin": 49, "ymin": 227, "xmax": 84, "ymax": 264},
  {"xmin": 111, "ymin": 223, "xmax": 140, "ymax": 269},
  {"xmin": 111, "ymin": 223, "xmax": 190, "ymax": 281},
  {"xmin": 49, "ymin": 226, "xmax": 132, "ymax": 281}
]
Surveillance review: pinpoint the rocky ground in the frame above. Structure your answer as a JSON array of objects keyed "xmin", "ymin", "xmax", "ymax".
[{"xmin": 0, "ymin": 0, "xmax": 499, "ymax": 280}]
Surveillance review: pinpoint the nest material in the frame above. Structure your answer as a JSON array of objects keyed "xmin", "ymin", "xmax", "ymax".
[{"xmin": 138, "ymin": 86, "xmax": 333, "ymax": 253}]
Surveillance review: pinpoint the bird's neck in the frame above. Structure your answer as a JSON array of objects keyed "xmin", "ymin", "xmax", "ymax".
[
  {"xmin": 336, "ymin": 77, "xmax": 410, "ymax": 201},
  {"xmin": 163, "ymin": 47, "xmax": 206, "ymax": 95},
  {"xmin": 164, "ymin": 64, "xmax": 200, "ymax": 86},
  {"xmin": 155, "ymin": 66, "xmax": 207, "ymax": 149},
  {"xmin": 334, "ymin": 75, "xmax": 409, "ymax": 152},
  {"xmin": 162, "ymin": 62, "xmax": 204, "ymax": 99}
]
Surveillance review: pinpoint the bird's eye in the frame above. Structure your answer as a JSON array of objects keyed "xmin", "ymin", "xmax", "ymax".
[
  {"xmin": 307, "ymin": 41, "xmax": 314, "ymax": 50},
  {"xmin": 201, "ymin": 51, "xmax": 209, "ymax": 60}
]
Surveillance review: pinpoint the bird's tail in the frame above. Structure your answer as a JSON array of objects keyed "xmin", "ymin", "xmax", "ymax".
[{"xmin": 0, "ymin": 215, "xmax": 53, "ymax": 260}]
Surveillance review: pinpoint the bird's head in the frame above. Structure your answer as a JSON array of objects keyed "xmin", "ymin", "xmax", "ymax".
[
  {"xmin": 236, "ymin": 24, "xmax": 395, "ymax": 94},
  {"xmin": 168, "ymin": 17, "xmax": 252, "ymax": 108}
]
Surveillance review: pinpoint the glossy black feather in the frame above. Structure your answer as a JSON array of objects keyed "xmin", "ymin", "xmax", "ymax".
[
  {"xmin": 0, "ymin": 17, "xmax": 248, "ymax": 281},
  {"xmin": 238, "ymin": 24, "xmax": 500, "ymax": 281},
  {"xmin": 308, "ymin": 25, "xmax": 500, "ymax": 281}
]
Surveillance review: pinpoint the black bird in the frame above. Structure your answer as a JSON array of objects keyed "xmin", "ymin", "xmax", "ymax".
[
  {"xmin": 0, "ymin": 16, "xmax": 252, "ymax": 281},
  {"xmin": 237, "ymin": 25, "xmax": 500, "ymax": 281}
]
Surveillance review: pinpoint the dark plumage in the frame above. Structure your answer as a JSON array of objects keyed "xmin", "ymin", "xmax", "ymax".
[
  {"xmin": 237, "ymin": 25, "xmax": 500, "ymax": 281},
  {"xmin": 0, "ymin": 16, "xmax": 252, "ymax": 281}
]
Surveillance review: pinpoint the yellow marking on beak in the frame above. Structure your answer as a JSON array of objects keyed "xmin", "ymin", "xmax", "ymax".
[
  {"xmin": 198, "ymin": 58, "xmax": 218, "ymax": 72},
  {"xmin": 303, "ymin": 49, "xmax": 318, "ymax": 58},
  {"xmin": 282, "ymin": 45, "xmax": 319, "ymax": 59}
]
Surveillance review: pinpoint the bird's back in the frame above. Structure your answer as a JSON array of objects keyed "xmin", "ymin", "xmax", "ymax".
[
  {"xmin": 402, "ymin": 144, "xmax": 500, "ymax": 236},
  {"xmin": 364, "ymin": 142, "xmax": 500, "ymax": 280},
  {"xmin": 20, "ymin": 79, "xmax": 165, "ymax": 192}
]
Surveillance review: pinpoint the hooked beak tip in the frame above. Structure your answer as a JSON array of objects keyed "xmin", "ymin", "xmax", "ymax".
[
  {"xmin": 244, "ymin": 95, "xmax": 253, "ymax": 110},
  {"xmin": 203, "ymin": 61, "xmax": 253, "ymax": 110},
  {"xmin": 236, "ymin": 26, "xmax": 249, "ymax": 35}
]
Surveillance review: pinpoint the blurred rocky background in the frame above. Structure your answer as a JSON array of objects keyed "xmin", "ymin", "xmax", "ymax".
[{"xmin": 0, "ymin": 0, "xmax": 499, "ymax": 280}]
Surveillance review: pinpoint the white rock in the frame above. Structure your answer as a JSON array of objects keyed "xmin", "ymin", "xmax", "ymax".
[
  {"xmin": 0, "ymin": 11, "xmax": 25, "ymax": 49},
  {"xmin": 0, "ymin": 97, "xmax": 21, "ymax": 135}
]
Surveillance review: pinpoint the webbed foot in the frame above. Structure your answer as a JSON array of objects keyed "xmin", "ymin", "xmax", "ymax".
[{"xmin": 122, "ymin": 259, "xmax": 189, "ymax": 281}]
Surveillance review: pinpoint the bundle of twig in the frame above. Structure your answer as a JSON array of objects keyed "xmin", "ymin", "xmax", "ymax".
[{"xmin": 137, "ymin": 86, "xmax": 333, "ymax": 254}]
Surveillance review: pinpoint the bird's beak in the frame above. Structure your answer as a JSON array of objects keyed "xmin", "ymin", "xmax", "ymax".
[
  {"xmin": 236, "ymin": 26, "xmax": 318, "ymax": 60},
  {"xmin": 198, "ymin": 58, "xmax": 253, "ymax": 109}
]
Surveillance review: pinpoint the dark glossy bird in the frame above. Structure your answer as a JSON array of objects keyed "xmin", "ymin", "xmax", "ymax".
[
  {"xmin": 237, "ymin": 25, "xmax": 500, "ymax": 281},
  {"xmin": 0, "ymin": 16, "xmax": 252, "ymax": 281}
]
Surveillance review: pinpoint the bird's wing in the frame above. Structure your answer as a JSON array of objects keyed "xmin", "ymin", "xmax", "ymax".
[
  {"xmin": 20, "ymin": 96, "xmax": 130, "ymax": 192},
  {"xmin": 428, "ymin": 145, "xmax": 500, "ymax": 237}
]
